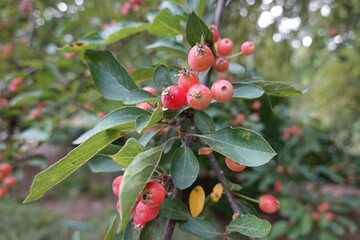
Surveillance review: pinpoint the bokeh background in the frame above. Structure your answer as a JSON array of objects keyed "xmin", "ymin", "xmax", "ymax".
[{"xmin": 1, "ymin": 0, "xmax": 359, "ymax": 239}]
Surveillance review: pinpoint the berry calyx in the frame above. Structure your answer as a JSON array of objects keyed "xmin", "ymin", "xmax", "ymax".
[
  {"xmin": 142, "ymin": 86, "xmax": 158, "ymax": 96},
  {"xmin": 213, "ymin": 57, "xmax": 229, "ymax": 72},
  {"xmin": 241, "ymin": 41, "xmax": 256, "ymax": 56},
  {"xmin": 208, "ymin": 24, "xmax": 220, "ymax": 42},
  {"xmin": 225, "ymin": 157, "xmax": 246, "ymax": 172},
  {"xmin": 217, "ymin": 38, "xmax": 234, "ymax": 56},
  {"xmin": 177, "ymin": 68, "xmax": 199, "ymax": 92},
  {"xmin": 135, "ymin": 201, "xmax": 160, "ymax": 221},
  {"xmin": 141, "ymin": 182, "xmax": 166, "ymax": 208},
  {"xmin": 211, "ymin": 80, "xmax": 234, "ymax": 103},
  {"xmin": 112, "ymin": 175, "xmax": 123, "ymax": 196},
  {"xmin": 161, "ymin": 86, "xmax": 187, "ymax": 110},
  {"xmin": 259, "ymin": 195, "xmax": 279, "ymax": 214},
  {"xmin": 0, "ymin": 163, "xmax": 12, "ymax": 177},
  {"xmin": 187, "ymin": 84, "xmax": 212, "ymax": 110},
  {"xmin": 3, "ymin": 176, "xmax": 16, "ymax": 187},
  {"xmin": 188, "ymin": 44, "xmax": 214, "ymax": 72}
]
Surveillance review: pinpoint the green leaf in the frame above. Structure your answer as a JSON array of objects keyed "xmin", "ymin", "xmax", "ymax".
[
  {"xmin": 88, "ymin": 155, "xmax": 123, "ymax": 173},
  {"xmin": 123, "ymin": 220, "xmax": 140, "ymax": 240},
  {"xmin": 139, "ymin": 220, "xmax": 161, "ymax": 240},
  {"xmin": 24, "ymin": 129, "xmax": 120, "ymax": 203},
  {"xmin": 85, "ymin": 50, "xmax": 138, "ymax": 101},
  {"xmin": 337, "ymin": 216, "xmax": 357, "ymax": 234},
  {"xmin": 119, "ymin": 145, "xmax": 165, "ymax": 230},
  {"xmin": 19, "ymin": 128, "xmax": 50, "ymax": 141},
  {"xmin": 146, "ymin": 39, "xmax": 188, "ymax": 55},
  {"xmin": 299, "ymin": 212, "xmax": 313, "ymax": 236},
  {"xmin": 262, "ymin": 221, "xmax": 288, "ymax": 240},
  {"xmin": 73, "ymin": 107, "xmax": 149, "ymax": 144},
  {"xmin": 149, "ymin": 8, "xmax": 183, "ymax": 37},
  {"xmin": 130, "ymin": 67, "xmax": 156, "ymax": 83},
  {"xmin": 111, "ymin": 138, "xmax": 146, "ymax": 167},
  {"xmin": 163, "ymin": 108, "xmax": 183, "ymax": 119},
  {"xmin": 226, "ymin": 214, "xmax": 271, "ymax": 238},
  {"xmin": 9, "ymin": 90, "xmax": 42, "ymax": 106},
  {"xmin": 232, "ymin": 83, "xmax": 264, "ymax": 99},
  {"xmin": 194, "ymin": 110, "xmax": 215, "ymax": 134},
  {"xmin": 237, "ymin": 200, "xmax": 258, "ymax": 217},
  {"xmin": 319, "ymin": 231, "xmax": 339, "ymax": 240},
  {"xmin": 171, "ymin": 146, "xmax": 199, "ymax": 189},
  {"xmin": 61, "ymin": 22, "xmax": 150, "ymax": 52},
  {"xmin": 138, "ymin": 128, "xmax": 160, "ymax": 146},
  {"xmin": 228, "ymin": 63, "xmax": 246, "ymax": 75},
  {"xmin": 153, "ymin": 65, "xmax": 172, "ymax": 88},
  {"xmin": 179, "ymin": 217, "xmax": 220, "ymax": 239},
  {"xmin": 250, "ymin": 81, "xmax": 303, "ymax": 97},
  {"xmin": 228, "ymin": 232, "xmax": 252, "ymax": 240},
  {"xmin": 104, "ymin": 215, "xmax": 117, "ymax": 240},
  {"xmin": 224, "ymin": 179, "xmax": 243, "ymax": 191},
  {"xmin": 123, "ymin": 89, "xmax": 161, "ymax": 105},
  {"xmin": 159, "ymin": 198, "xmax": 190, "ymax": 221},
  {"xmin": 200, "ymin": 127, "xmax": 276, "ymax": 167},
  {"xmin": 186, "ymin": 12, "xmax": 213, "ymax": 46},
  {"xmin": 135, "ymin": 105, "xmax": 163, "ymax": 133}
]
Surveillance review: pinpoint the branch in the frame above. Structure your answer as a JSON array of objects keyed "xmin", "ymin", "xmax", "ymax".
[
  {"xmin": 214, "ymin": 0, "xmax": 225, "ymax": 26},
  {"xmin": 161, "ymin": 187, "xmax": 182, "ymax": 240}
]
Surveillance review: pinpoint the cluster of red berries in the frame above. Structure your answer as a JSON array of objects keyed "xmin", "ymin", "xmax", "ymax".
[
  {"xmin": 112, "ymin": 175, "xmax": 166, "ymax": 229},
  {"xmin": 119, "ymin": 0, "xmax": 144, "ymax": 15},
  {"xmin": 0, "ymin": 163, "xmax": 17, "ymax": 198},
  {"xmin": 312, "ymin": 201, "xmax": 334, "ymax": 221},
  {"xmin": 282, "ymin": 124, "xmax": 304, "ymax": 140}
]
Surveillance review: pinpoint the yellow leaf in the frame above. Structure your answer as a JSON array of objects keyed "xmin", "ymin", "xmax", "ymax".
[
  {"xmin": 189, "ymin": 185, "xmax": 205, "ymax": 217},
  {"xmin": 210, "ymin": 183, "xmax": 223, "ymax": 203}
]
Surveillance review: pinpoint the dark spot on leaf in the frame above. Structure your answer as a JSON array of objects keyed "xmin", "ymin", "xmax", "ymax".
[
  {"xmin": 75, "ymin": 42, "xmax": 84, "ymax": 46},
  {"xmin": 69, "ymin": 43, "xmax": 74, "ymax": 47}
]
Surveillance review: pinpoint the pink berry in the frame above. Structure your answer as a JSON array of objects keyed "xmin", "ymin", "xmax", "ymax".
[
  {"xmin": 97, "ymin": 111, "xmax": 106, "ymax": 119},
  {"xmin": 187, "ymin": 84, "xmax": 212, "ymax": 110},
  {"xmin": 112, "ymin": 175, "xmax": 123, "ymax": 196},
  {"xmin": 29, "ymin": 109, "xmax": 41, "ymax": 119},
  {"xmin": 208, "ymin": 24, "xmax": 220, "ymax": 42},
  {"xmin": 217, "ymin": 38, "xmax": 234, "ymax": 56},
  {"xmin": 213, "ymin": 57, "xmax": 229, "ymax": 72},
  {"xmin": 135, "ymin": 201, "xmax": 160, "ymax": 221},
  {"xmin": 3, "ymin": 176, "xmax": 16, "ymax": 187},
  {"xmin": 0, "ymin": 187, "xmax": 8, "ymax": 198},
  {"xmin": 136, "ymin": 102, "xmax": 153, "ymax": 110},
  {"xmin": 0, "ymin": 163, "xmax": 12, "ymax": 177},
  {"xmin": 225, "ymin": 157, "xmax": 246, "ymax": 172},
  {"xmin": 273, "ymin": 180, "xmax": 282, "ymax": 194},
  {"xmin": 141, "ymin": 182, "xmax": 166, "ymax": 208},
  {"xmin": 142, "ymin": 86, "xmax": 158, "ymax": 96},
  {"xmin": 133, "ymin": 212, "xmax": 147, "ymax": 229},
  {"xmin": 259, "ymin": 195, "xmax": 279, "ymax": 214},
  {"xmin": 177, "ymin": 68, "xmax": 199, "ymax": 92},
  {"xmin": 188, "ymin": 44, "xmax": 214, "ymax": 72},
  {"xmin": 252, "ymin": 101, "xmax": 261, "ymax": 110},
  {"xmin": 211, "ymin": 80, "xmax": 233, "ymax": 103},
  {"xmin": 241, "ymin": 41, "xmax": 256, "ymax": 56},
  {"xmin": 161, "ymin": 86, "xmax": 187, "ymax": 110}
]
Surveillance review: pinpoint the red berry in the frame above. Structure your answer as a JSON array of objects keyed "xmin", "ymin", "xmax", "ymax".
[
  {"xmin": 3, "ymin": 176, "xmax": 16, "ymax": 187},
  {"xmin": 187, "ymin": 84, "xmax": 212, "ymax": 110},
  {"xmin": 141, "ymin": 182, "xmax": 166, "ymax": 208},
  {"xmin": 273, "ymin": 180, "xmax": 282, "ymax": 194},
  {"xmin": 208, "ymin": 24, "xmax": 220, "ymax": 42},
  {"xmin": 325, "ymin": 212, "xmax": 334, "ymax": 221},
  {"xmin": 161, "ymin": 86, "xmax": 187, "ymax": 110},
  {"xmin": 241, "ymin": 41, "xmax": 256, "ymax": 56},
  {"xmin": 36, "ymin": 101, "xmax": 46, "ymax": 108},
  {"xmin": 135, "ymin": 201, "xmax": 160, "ymax": 221},
  {"xmin": 225, "ymin": 157, "xmax": 246, "ymax": 172},
  {"xmin": 136, "ymin": 102, "xmax": 153, "ymax": 110},
  {"xmin": 317, "ymin": 201, "xmax": 330, "ymax": 212},
  {"xmin": 0, "ymin": 163, "xmax": 12, "ymax": 177},
  {"xmin": 217, "ymin": 38, "xmax": 234, "ymax": 56},
  {"xmin": 29, "ymin": 109, "xmax": 41, "ymax": 119},
  {"xmin": 259, "ymin": 195, "xmax": 279, "ymax": 214},
  {"xmin": 112, "ymin": 175, "xmax": 123, "ymax": 196},
  {"xmin": 188, "ymin": 44, "xmax": 214, "ymax": 72},
  {"xmin": 133, "ymin": 212, "xmax": 147, "ymax": 229},
  {"xmin": 142, "ymin": 86, "xmax": 158, "ymax": 96},
  {"xmin": 177, "ymin": 68, "xmax": 199, "ymax": 92},
  {"xmin": 211, "ymin": 80, "xmax": 233, "ymax": 103},
  {"xmin": 97, "ymin": 111, "xmax": 106, "ymax": 119},
  {"xmin": 213, "ymin": 57, "xmax": 229, "ymax": 72},
  {"xmin": 312, "ymin": 212, "xmax": 320, "ymax": 221},
  {"xmin": 252, "ymin": 101, "xmax": 261, "ymax": 110},
  {"xmin": 116, "ymin": 200, "xmax": 121, "ymax": 213},
  {"xmin": 0, "ymin": 187, "xmax": 8, "ymax": 198}
]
